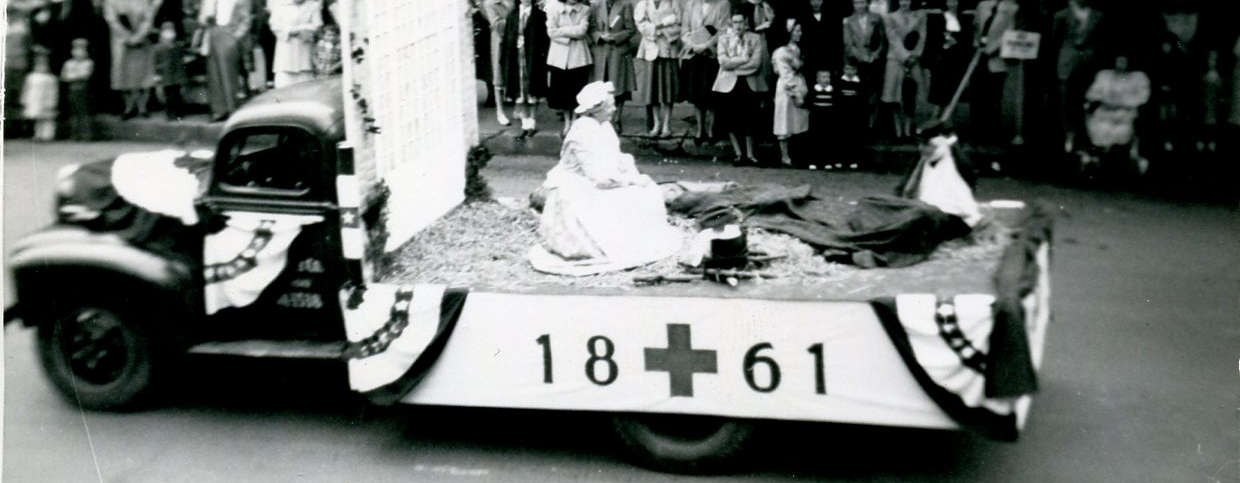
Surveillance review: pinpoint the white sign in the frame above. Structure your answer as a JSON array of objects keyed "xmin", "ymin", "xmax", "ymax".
[
  {"xmin": 403, "ymin": 293, "xmax": 969, "ymax": 429},
  {"xmin": 1000, "ymin": 30, "xmax": 1041, "ymax": 60}
]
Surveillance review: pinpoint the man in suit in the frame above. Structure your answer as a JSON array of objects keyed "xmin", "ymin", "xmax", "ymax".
[
  {"xmin": 843, "ymin": 0, "xmax": 884, "ymax": 129},
  {"xmin": 796, "ymin": 0, "xmax": 844, "ymax": 76},
  {"xmin": 199, "ymin": 0, "xmax": 253, "ymax": 121}
]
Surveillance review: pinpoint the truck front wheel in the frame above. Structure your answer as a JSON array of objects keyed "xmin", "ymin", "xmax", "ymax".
[
  {"xmin": 612, "ymin": 413, "xmax": 755, "ymax": 474},
  {"xmin": 37, "ymin": 301, "xmax": 158, "ymax": 410}
]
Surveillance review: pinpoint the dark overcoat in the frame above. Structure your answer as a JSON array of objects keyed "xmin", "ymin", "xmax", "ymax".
[{"xmin": 500, "ymin": 4, "xmax": 550, "ymax": 101}]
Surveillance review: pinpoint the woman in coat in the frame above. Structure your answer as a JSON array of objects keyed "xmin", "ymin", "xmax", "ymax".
[
  {"xmin": 546, "ymin": 0, "xmax": 593, "ymax": 136},
  {"xmin": 483, "ymin": 0, "xmax": 516, "ymax": 126},
  {"xmin": 633, "ymin": 0, "xmax": 681, "ymax": 137},
  {"xmin": 679, "ymin": 0, "xmax": 731, "ymax": 141},
  {"xmin": 880, "ymin": 0, "xmax": 925, "ymax": 140},
  {"xmin": 713, "ymin": 11, "xmax": 768, "ymax": 165},
  {"xmin": 103, "ymin": 0, "xmax": 163, "ymax": 118},
  {"xmin": 198, "ymin": 0, "xmax": 253, "ymax": 121},
  {"xmin": 501, "ymin": 0, "xmax": 551, "ymax": 137},
  {"xmin": 588, "ymin": 0, "xmax": 636, "ymax": 132}
]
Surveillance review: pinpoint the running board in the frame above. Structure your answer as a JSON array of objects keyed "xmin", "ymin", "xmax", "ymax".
[{"xmin": 187, "ymin": 340, "xmax": 346, "ymax": 359}]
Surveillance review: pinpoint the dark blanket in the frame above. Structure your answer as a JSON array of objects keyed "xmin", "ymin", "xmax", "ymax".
[{"xmin": 668, "ymin": 184, "xmax": 971, "ymax": 268}]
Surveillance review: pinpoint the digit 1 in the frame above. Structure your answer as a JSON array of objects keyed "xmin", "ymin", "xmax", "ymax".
[
  {"xmin": 808, "ymin": 343, "xmax": 826, "ymax": 395},
  {"xmin": 536, "ymin": 334, "xmax": 553, "ymax": 383}
]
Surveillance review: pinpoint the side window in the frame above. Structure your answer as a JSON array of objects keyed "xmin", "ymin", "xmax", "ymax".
[{"xmin": 218, "ymin": 128, "xmax": 322, "ymax": 195}]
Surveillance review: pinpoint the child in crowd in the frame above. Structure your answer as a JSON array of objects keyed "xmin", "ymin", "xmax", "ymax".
[
  {"xmin": 806, "ymin": 69, "xmax": 834, "ymax": 167},
  {"xmin": 61, "ymin": 38, "xmax": 95, "ymax": 141},
  {"xmin": 835, "ymin": 63, "xmax": 865, "ymax": 166},
  {"xmin": 22, "ymin": 48, "xmax": 59, "ymax": 141},
  {"xmin": 313, "ymin": 24, "xmax": 342, "ymax": 78},
  {"xmin": 271, "ymin": 0, "xmax": 323, "ymax": 88},
  {"xmin": 808, "ymin": 69, "xmax": 834, "ymax": 115},
  {"xmin": 153, "ymin": 21, "xmax": 189, "ymax": 120}
]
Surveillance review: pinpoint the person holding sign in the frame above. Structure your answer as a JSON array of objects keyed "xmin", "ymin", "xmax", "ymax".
[{"xmin": 530, "ymin": 81, "xmax": 683, "ymax": 275}]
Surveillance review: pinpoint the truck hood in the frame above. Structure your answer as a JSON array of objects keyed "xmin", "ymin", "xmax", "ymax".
[{"xmin": 59, "ymin": 149, "xmax": 211, "ymax": 228}]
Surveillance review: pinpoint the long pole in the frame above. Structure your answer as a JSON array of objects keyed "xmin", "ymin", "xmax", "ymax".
[{"xmin": 939, "ymin": 49, "xmax": 984, "ymax": 123}]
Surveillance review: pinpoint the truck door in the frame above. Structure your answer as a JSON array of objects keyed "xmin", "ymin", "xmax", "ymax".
[{"xmin": 197, "ymin": 126, "xmax": 346, "ymax": 341}]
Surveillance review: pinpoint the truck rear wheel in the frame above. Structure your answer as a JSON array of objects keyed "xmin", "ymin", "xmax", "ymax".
[
  {"xmin": 611, "ymin": 413, "xmax": 755, "ymax": 474},
  {"xmin": 37, "ymin": 301, "xmax": 158, "ymax": 410}
]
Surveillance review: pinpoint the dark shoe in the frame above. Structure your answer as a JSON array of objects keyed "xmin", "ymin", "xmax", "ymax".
[{"xmin": 121, "ymin": 110, "xmax": 137, "ymax": 120}]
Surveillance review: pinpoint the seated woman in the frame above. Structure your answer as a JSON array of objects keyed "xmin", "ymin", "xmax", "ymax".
[{"xmin": 529, "ymin": 81, "xmax": 684, "ymax": 275}]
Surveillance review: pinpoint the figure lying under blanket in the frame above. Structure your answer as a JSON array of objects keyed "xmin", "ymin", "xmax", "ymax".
[{"xmin": 668, "ymin": 122, "xmax": 984, "ymax": 268}]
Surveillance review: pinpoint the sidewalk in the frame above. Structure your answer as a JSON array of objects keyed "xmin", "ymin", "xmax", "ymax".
[
  {"xmin": 475, "ymin": 103, "xmax": 996, "ymax": 168},
  {"xmin": 84, "ymin": 100, "xmax": 1019, "ymax": 173}
]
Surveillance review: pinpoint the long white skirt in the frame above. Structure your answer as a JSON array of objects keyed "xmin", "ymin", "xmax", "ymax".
[{"xmin": 530, "ymin": 181, "xmax": 682, "ymax": 276}]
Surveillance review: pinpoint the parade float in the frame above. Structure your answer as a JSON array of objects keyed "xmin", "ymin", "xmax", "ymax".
[{"xmin": 5, "ymin": 0, "xmax": 1052, "ymax": 473}]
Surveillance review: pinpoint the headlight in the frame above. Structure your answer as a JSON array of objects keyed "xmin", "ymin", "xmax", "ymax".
[
  {"xmin": 53, "ymin": 163, "xmax": 101, "ymax": 223},
  {"xmin": 55, "ymin": 163, "xmax": 80, "ymax": 197}
]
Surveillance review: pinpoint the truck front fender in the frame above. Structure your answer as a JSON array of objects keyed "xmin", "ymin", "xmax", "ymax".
[{"xmin": 8, "ymin": 226, "xmax": 197, "ymax": 326}]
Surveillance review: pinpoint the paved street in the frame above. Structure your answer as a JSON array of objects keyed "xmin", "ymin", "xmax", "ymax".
[{"xmin": 4, "ymin": 140, "xmax": 1239, "ymax": 482}]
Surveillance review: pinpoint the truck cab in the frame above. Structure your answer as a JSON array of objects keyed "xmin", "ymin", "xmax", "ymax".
[{"xmin": 8, "ymin": 78, "xmax": 355, "ymax": 408}]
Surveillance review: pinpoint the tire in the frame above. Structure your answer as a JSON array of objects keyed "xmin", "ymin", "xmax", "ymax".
[
  {"xmin": 37, "ymin": 300, "xmax": 159, "ymax": 410},
  {"xmin": 611, "ymin": 413, "xmax": 755, "ymax": 474}
]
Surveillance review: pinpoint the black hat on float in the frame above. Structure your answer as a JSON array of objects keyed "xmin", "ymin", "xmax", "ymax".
[{"xmin": 916, "ymin": 119, "xmax": 956, "ymax": 142}]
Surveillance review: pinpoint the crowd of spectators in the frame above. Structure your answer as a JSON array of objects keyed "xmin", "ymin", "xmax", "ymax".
[
  {"xmin": 473, "ymin": 0, "xmax": 1240, "ymax": 172},
  {"xmin": 4, "ymin": 0, "xmax": 345, "ymax": 140},
  {"xmin": 5, "ymin": 0, "xmax": 1237, "ymax": 177}
]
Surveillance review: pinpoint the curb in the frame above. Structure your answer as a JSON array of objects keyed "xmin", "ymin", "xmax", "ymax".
[{"xmin": 94, "ymin": 114, "xmax": 224, "ymax": 146}]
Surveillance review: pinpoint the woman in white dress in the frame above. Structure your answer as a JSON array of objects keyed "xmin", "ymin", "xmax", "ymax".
[
  {"xmin": 530, "ymin": 81, "xmax": 683, "ymax": 275},
  {"xmin": 772, "ymin": 19, "xmax": 808, "ymax": 167},
  {"xmin": 270, "ymin": 0, "xmax": 322, "ymax": 88}
]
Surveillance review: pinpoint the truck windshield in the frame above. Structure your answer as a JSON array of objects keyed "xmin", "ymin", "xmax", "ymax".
[{"xmin": 218, "ymin": 128, "xmax": 322, "ymax": 196}]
